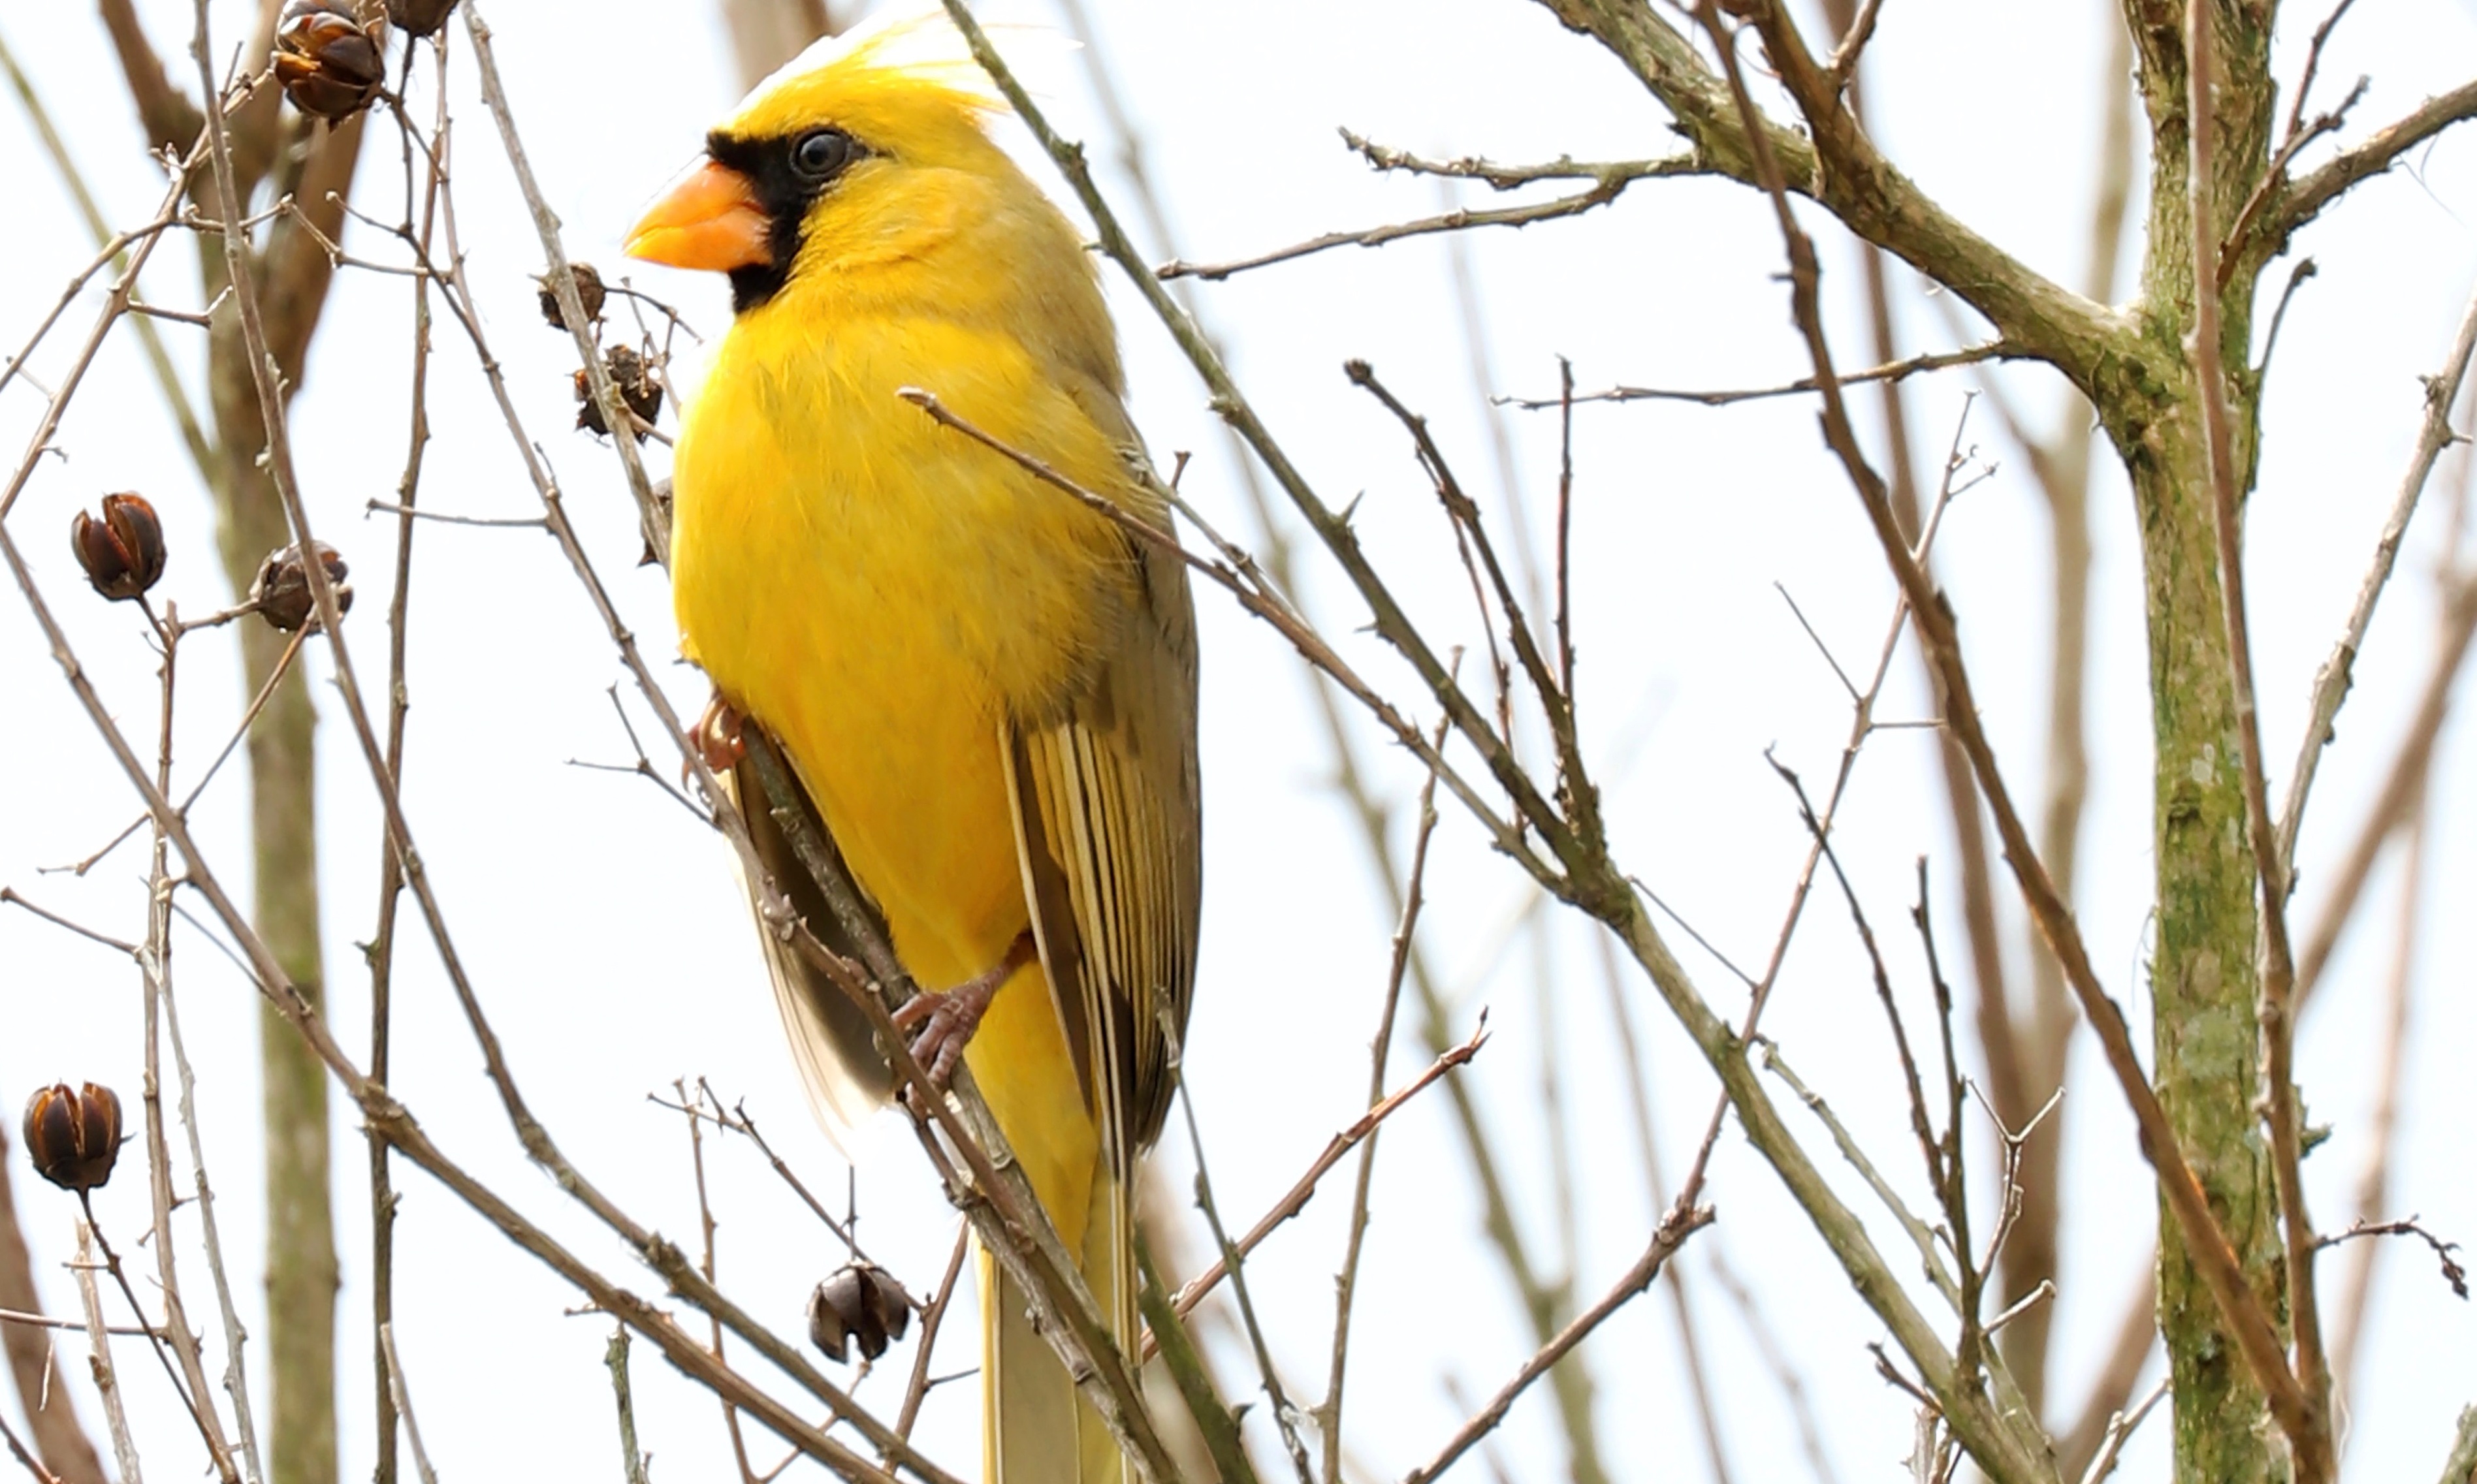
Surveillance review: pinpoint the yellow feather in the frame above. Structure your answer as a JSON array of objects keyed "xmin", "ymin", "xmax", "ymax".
[{"xmin": 651, "ymin": 20, "xmax": 1198, "ymax": 1484}]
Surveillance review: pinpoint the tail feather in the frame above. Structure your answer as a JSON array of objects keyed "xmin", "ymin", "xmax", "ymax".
[{"xmin": 986, "ymin": 1160, "xmax": 1134, "ymax": 1484}]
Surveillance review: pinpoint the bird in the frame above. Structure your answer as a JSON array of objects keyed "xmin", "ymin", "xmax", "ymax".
[{"xmin": 624, "ymin": 11, "xmax": 1200, "ymax": 1484}]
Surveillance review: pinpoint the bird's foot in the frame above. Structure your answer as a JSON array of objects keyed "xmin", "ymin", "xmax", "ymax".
[
  {"xmin": 891, "ymin": 933, "xmax": 1036, "ymax": 1088},
  {"xmin": 690, "ymin": 690, "xmax": 744, "ymax": 780}
]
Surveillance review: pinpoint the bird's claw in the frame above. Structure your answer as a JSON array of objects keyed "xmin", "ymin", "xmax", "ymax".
[
  {"xmin": 890, "ymin": 934, "xmax": 1035, "ymax": 1088},
  {"xmin": 690, "ymin": 691, "xmax": 744, "ymax": 781},
  {"xmin": 892, "ymin": 977, "xmax": 999, "ymax": 1088}
]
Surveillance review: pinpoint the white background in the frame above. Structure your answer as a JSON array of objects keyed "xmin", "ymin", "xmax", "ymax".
[{"xmin": 2, "ymin": 1, "xmax": 2473, "ymax": 1481}]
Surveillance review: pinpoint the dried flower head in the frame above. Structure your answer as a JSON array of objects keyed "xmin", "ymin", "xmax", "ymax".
[
  {"xmin": 21, "ymin": 1083, "xmax": 122, "ymax": 1193},
  {"xmin": 575, "ymin": 345, "xmax": 663, "ymax": 441},
  {"xmin": 252, "ymin": 540, "xmax": 354, "ymax": 633},
  {"xmin": 538, "ymin": 263, "xmax": 607, "ymax": 329},
  {"xmin": 807, "ymin": 1262, "xmax": 912, "ymax": 1363},
  {"xmin": 274, "ymin": 0, "xmax": 387, "ymax": 121},
  {"xmin": 383, "ymin": 0, "xmax": 457, "ymax": 39},
  {"xmin": 70, "ymin": 493, "xmax": 167, "ymax": 602}
]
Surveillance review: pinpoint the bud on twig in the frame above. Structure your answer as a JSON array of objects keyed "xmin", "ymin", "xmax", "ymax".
[
  {"xmin": 251, "ymin": 540, "xmax": 353, "ymax": 633},
  {"xmin": 383, "ymin": 0, "xmax": 457, "ymax": 38},
  {"xmin": 70, "ymin": 493, "xmax": 167, "ymax": 602},
  {"xmin": 539, "ymin": 263, "xmax": 606, "ymax": 329},
  {"xmin": 21, "ymin": 1082, "xmax": 122, "ymax": 1193},
  {"xmin": 575, "ymin": 345, "xmax": 663, "ymax": 441},
  {"xmin": 808, "ymin": 1262, "xmax": 912, "ymax": 1363},
  {"xmin": 273, "ymin": 0, "xmax": 387, "ymax": 121}
]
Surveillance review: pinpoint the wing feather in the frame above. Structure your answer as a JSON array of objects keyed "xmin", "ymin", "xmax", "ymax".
[
  {"xmin": 1003, "ymin": 522, "xmax": 1200, "ymax": 1173},
  {"xmin": 724, "ymin": 750, "xmax": 895, "ymax": 1144}
]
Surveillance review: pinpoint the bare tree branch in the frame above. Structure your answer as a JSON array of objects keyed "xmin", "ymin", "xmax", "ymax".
[{"xmin": 2261, "ymin": 78, "xmax": 2477, "ymax": 259}]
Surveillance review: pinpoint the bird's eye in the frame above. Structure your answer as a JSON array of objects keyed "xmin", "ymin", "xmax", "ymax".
[{"xmin": 791, "ymin": 128, "xmax": 854, "ymax": 182}]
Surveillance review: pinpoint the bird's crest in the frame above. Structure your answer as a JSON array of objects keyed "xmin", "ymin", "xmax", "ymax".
[{"xmin": 732, "ymin": 4, "xmax": 1070, "ymax": 128}]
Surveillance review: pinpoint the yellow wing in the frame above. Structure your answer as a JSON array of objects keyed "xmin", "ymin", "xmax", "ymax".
[{"xmin": 1001, "ymin": 460, "xmax": 1201, "ymax": 1178}]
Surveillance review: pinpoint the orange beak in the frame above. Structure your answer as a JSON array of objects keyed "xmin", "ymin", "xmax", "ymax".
[{"xmin": 624, "ymin": 161, "xmax": 771, "ymax": 272}]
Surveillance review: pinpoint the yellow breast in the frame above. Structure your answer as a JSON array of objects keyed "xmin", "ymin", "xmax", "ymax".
[{"xmin": 671, "ymin": 302, "xmax": 1130, "ymax": 988}]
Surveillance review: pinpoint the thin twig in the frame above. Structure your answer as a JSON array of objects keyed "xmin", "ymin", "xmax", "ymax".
[
  {"xmin": 2331, "ymin": 800, "xmax": 2427, "ymax": 1398},
  {"xmin": 2296, "ymin": 578, "xmax": 2477, "ymax": 1003},
  {"xmin": 134, "ymin": 620, "xmax": 245, "ymax": 1484},
  {"xmin": 1399, "ymin": 1203, "xmax": 1715, "ymax": 1484},
  {"xmin": 0, "ymin": 26, "xmax": 211, "ymax": 478},
  {"xmin": 2055, "ymin": 1269, "xmax": 2159, "ymax": 1481},
  {"xmin": 1157, "ymin": 170, "xmax": 1668, "ymax": 282},
  {"xmin": 605, "ymin": 1327, "xmax": 651, "ymax": 1484},
  {"xmin": 157, "ymin": 920, "xmax": 261, "ymax": 1484},
  {"xmin": 71, "ymin": 1227, "xmax": 140, "ymax": 1484},
  {"xmin": 1317, "ymin": 745, "xmax": 1443, "ymax": 1482},
  {"xmin": 1135, "ymin": 1239, "xmax": 1260, "ymax": 1484},
  {"xmin": 2277, "ymin": 279, "xmax": 2477, "ymax": 876},
  {"xmin": 1159, "ymin": 1020, "xmax": 1489, "ymax": 1334},
  {"xmin": 377, "ymin": 1327, "xmax": 439, "ymax": 1484},
  {"xmin": 0, "ymin": 891, "xmax": 139, "ymax": 955},
  {"xmin": 1172, "ymin": 1049, "xmax": 1316, "ymax": 1484},
  {"xmin": 890, "ymin": 1225, "xmax": 970, "ymax": 1446},
  {"xmin": 1587, "ymin": 925, "xmax": 1735, "ymax": 1484},
  {"xmin": 674, "ymin": 1081, "xmax": 758, "ymax": 1484},
  {"xmin": 1501, "ymin": 341, "xmax": 2025, "ymax": 410},
  {"xmin": 2316, "ymin": 1217, "xmax": 2467, "ymax": 1299},
  {"xmin": 2261, "ymin": 77, "xmax": 2477, "ymax": 255},
  {"xmin": 2075, "ymin": 1376, "xmax": 2169, "ymax": 1484},
  {"xmin": 0, "ymin": 1409, "xmax": 61, "ymax": 1484}
]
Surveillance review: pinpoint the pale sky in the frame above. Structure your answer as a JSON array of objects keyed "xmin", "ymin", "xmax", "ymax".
[{"xmin": 3, "ymin": 2, "xmax": 2475, "ymax": 1481}]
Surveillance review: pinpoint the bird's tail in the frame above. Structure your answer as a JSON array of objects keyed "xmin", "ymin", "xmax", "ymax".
[{"xmin": 985, "ymin": 1154, "xmax": 1134, "ymax": 1484}]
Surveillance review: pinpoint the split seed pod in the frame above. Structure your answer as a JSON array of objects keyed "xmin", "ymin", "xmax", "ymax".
[
  {"xmin": 71, "ymin": 493, "xmax": 167, "ymax": 601},
  {"xmin": 383, "ymin": 0, "xmax": 458, "ymax": 38},
  {"xmin": 22, "ymin": 1082, "xmax": 122, "ymax": 1193},
  {"xmin": 252, "ymin": 540, "xmax": 353, "ymax": 633},
  {"xmin": 538, "ymin": 263, "xmax": 607, "ymax": 328},
  {"xmin": 274, "ymin": 0, "xmax": 387, "ymax": 121},
  {"xmin": 807, "ymin": 1262, "xmax": 912, "ymax": 1363},
  {"xmin": 574, "ymin": 345, "xmax": 663, "ymax": 441}
]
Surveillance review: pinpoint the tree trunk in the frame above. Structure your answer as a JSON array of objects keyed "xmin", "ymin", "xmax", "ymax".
[
  {"xmin": 2105, "ymin": 5, "xmax": 2289, "ymax": 1479},
  {"xmin": 195, "ymin": 80, "xmax": 366, "ymax": 1484}
]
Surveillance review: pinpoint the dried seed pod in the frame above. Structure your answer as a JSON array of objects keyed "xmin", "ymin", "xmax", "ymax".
[
  {"xmin": 22, "ymin": 1082, "xmax": 122, "ymax": 1193},
  {"xmin": 273, "ymin": 0, "xmax": 387, "ymax": 121},
  {"xmin": 252, "ymin": 540, "xmax": 353, "ymax": 633},
  {"xmin": 70, "ymin": 493, "xmax": 167, "ymax": 601},
  {"xmin": 383, "ymin": 0, "xmax": 457, "ymax": 38},
  {"xmin": 574, "ymin": 345, "xmax": 663, "ymax": 441},
  {"xmin": 807, "ymin": 1262, "xmax": 912, "ymax": 1363},
  {"xmin": 538, "ymin": 263, "xmax": 607, "ymax": 329}
]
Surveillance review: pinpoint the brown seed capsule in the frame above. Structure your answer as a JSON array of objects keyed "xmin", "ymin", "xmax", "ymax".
[
  {"xmin": 574, "ymin": 345, "xmax": 663, "ymax": 441},
  {"xmin": 251, "ymin": 540, "xmax": 353, "ymax": 633},
  {"xmin": 22, "ymin": 1082, "xmax": 122, "ymax": 1193},
  {"xmin": 273, "ymin": 0, "xmax": 387, "ymax": 121},
  {"xmin": 383, "ymin": 0, "xmax": 457, "ymax": 38},
  {"xmin": 538, "ymin": 263, "xmax": 607, "ymax": 329},
  {"xmin": 807, "ymin": 1262, "xmax": 913, "ymax": 1363},
  {"xmin": 70, "ymin": 493, "xmax": 167, "ymax": 602}
]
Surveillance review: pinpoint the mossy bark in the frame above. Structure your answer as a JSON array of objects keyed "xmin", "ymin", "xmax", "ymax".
[{"xmin": 2101, "ymin": 5, "xmax": 2290, "ymax": 1479}]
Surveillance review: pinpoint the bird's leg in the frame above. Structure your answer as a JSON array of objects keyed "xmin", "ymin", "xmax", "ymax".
[
  {"xmin": 692, "ymin": 688, "xmax": 745, "ymax": 776},
  {"xmin": 892, "ymin": 932, "xmax": 1036, "ymax": 1088}
]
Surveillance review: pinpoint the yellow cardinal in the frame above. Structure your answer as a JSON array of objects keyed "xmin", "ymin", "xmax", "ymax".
[{"xmin": 625, "ymin": 12, "xmax": 1200, "ymax": 1483}]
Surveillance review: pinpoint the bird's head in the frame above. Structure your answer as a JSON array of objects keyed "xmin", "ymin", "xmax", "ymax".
[{"xmin": 624, "ymin": 8, "xmax": 1063, "ymax": 315}]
